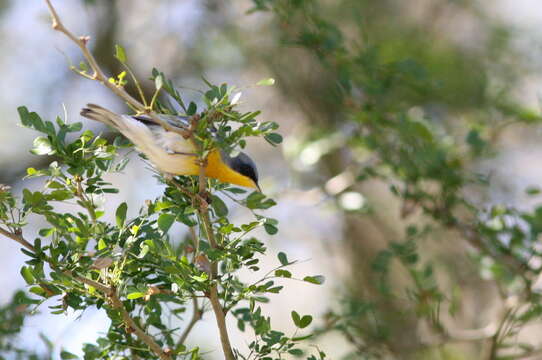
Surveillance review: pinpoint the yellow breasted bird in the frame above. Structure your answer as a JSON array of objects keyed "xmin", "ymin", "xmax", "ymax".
[{"xmin": 80, "ymin": 104, "xmax": 260, "ymax": 190}]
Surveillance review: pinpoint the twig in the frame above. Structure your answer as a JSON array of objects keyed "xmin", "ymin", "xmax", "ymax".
[
  {"xmin": 44, "ymin": 0, "xmax": 190, "ymax": 138},
  {"xmin": 110, "ymin": 291, "xmax": 172, "ymax": 360},
  {"xmin": 486, "ymin": 306, "xmax": 514, "ymax": 360},
  {"xmin": 189, "ymin": 226, "xmax": 200, "ymax": 262},
  {"xmin": 177, "ymin": 296, "xmax": 203, "ymax": 347},
  {"xmin": 0, "ymin": 226, "xmax": 34, "ymax": 250}
]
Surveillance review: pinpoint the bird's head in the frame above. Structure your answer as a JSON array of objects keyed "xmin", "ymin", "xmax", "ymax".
[{"xmin": 207, "ymin": 150, "xmax": 261, "ymax": 191}]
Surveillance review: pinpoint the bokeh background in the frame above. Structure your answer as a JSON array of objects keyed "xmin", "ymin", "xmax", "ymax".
[{"xmin": 2, "ymin": 0, "xmax": 542, "ymax": 359}]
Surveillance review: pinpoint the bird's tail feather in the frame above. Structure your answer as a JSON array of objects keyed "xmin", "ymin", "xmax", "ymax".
[
  {"xmin": 80, "ymin": 104, "xmax": 163, "ymax": 161},
  {"xmin": 80, "ymin": 104, "xmax": 200, "ymax": 175}
]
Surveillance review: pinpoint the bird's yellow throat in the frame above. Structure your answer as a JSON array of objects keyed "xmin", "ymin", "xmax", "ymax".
[{"xmin": 202, "ymin": 150, "xmax": 258, "ymax": 189}]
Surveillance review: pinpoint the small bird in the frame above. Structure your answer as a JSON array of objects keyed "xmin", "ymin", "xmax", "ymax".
[{"xmin": 80, "ymin": 104, "xmax": 260, "ymax": 190}]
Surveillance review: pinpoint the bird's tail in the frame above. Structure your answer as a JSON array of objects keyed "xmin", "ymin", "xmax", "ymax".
[{"xmin": 80, "ymin": 103, "xmax": 162, "ymax": 161}]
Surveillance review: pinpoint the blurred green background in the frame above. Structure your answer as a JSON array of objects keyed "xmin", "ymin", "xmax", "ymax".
[{"xmin": 3, "ymin": 0, "xmax": 542, "ymax": 359}]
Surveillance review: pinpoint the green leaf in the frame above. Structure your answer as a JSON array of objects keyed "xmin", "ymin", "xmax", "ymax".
[
  {"xmin": 246, "ymin": 192, "xmax": 277, "ymax": 209},
  {"xmin": 303, "ymin": 275, "xmax": 325, "ymax": 285},
  {"xmin": 211, "ymin": 195, "xmax": 229, "ymax": 217},
  {"xmin": 98, "ymin": 239, "xmax": 107, "ymax": 251},
  {"xmin": 67, "ymin": 122, "xmax": 83, "ymax": 132},
  {"xmin": 116, "ymin": 202, "xmax": 128, "ymax": 228},
  {"xmin": 137, "ymin": 244, "xmax": 150, "ymax": 259},
  {"xmin": 20, "ymin": 266, "xmax": 35, "ymax": 285},
  {"xmin": 267, "ymin": 286, "xmax": 283, "ymax": 293},
  {"xmin": 288, "ymin": 349, "xmax": 303, "ymax": 356},
  {"xmin": 264, "ymin": 223, "xmax": 278, "ymax": 235},
  {"xmin": 158, "ymin": 213, "xmax": 176, "ymax": 232},
  {"xmin": 60, "ymin": 350, "xmax": 79, "ymax": 359},
  {"xmin": 18, "ymin": 106, "xmax": 48, "ymax": 133},
  {"xmin": 187, "ymin": 101, "xmax": 197, "ymax": 116},
  {"xmin": 31, "ymin": 136, "xmax": 55, "ymax": 155},
  {"xmin": 292, "ymin": 334, "xmax": 313, "ymax": 341},
  {"xmin": 291, "ymin": 310, "xmax": 301, "ymax": 327},
  {"xmin": 115, "ymin": 44, "xmax": 127, "ymax": 63},
  {"xmin": 48, "ymin": 190, "xmax": 73, "ymax": 201},
  {"xmin": 29, "ymin": 286, "xmax": 47, "ymax": 297},
  {"xmin": 264, "ymin": 133, "xmax": 283, "ymax": 146},
  {"xmin": 275, "ymin": 269, "xmax": 291, "ymax": 278},
  {"xmin": 299, "ymin": 315, "xmax": 313, "ymax": 328},
  {"xmin": 277, "ymin": 252, "xmax": 288, "ymax": 266},
  {"xmin": 257, "ymin": 78, "xmax": 275, "ymax": 86},
  {"xmin": 127, "ymin": 292, "xmax": 145, "ymax": 300}
]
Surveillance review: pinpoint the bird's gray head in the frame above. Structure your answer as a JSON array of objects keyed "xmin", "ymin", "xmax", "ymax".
[{"xmin": 222, "ymin": 151, "xmax": 260, "ymax": 191}]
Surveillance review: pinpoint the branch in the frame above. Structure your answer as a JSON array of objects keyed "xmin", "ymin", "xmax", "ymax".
[
  {"xmin": 197, "ymin": 159, "xmax": 235, "ymax": 360},
  {"xmin": 486, "ymin": 307, "xmax": 514, "ymax": 360},
  {"xmin": 177, "ymin": 296, "xmax": 203, "ymax": 347},
  {"xmin": 44, "ymin": 0, "xmax": 190, "ymax": 138},
  {"xmin": 0, "ymin": 226, "xmax": 171, "ymax": 359},
  {"xmin": 110, "ymin": 291, "xmax": 172, "ymax": 360},
  {"xmin": 0, "ymin": 226, "xmax": 34, "ymax": 251},
  {"xmin": 43, "ymin": 2, "xmax": 232, "ymax": 357}
]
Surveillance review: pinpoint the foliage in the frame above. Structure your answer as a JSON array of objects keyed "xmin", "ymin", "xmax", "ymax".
[
  {"xmin": 0, "ymin": 44, "xmax": 325, "ymax": 359},
  {"xmin": 251, "ymin": 0, "xmax": 542, "ymax": 359}
]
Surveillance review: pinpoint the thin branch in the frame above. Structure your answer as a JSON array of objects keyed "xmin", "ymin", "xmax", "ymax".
[
  {"xmin": 0, "ymin": 226, "xmax": 34, "ymax": 251},
  {"xmin": 177, "ymin": 296, "xmax": 203, "ymax": 347},
  {"xmin": 197, "ymin": 157, "xmax": 235, "ymax": 360},
  {"xmin": 486, "ymin": 306, "xmax": 514, "ymax": 360},
  {"xmin": 44, "ymin": 0, "xmax": 190, "ymax": 138},
  {"xmin": 110, "ymin": 291, "xmax": 172, "ymax": 360},
  {"xmin": 189, "ymin": 226, "xmax": 200, "ymax": 262}
]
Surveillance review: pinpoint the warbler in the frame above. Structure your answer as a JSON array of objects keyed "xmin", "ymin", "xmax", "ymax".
[{"xmin": 80, "ymin": 104, "xmax": 260, "ymax": 190}]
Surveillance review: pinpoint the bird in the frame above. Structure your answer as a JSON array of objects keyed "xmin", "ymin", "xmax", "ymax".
[{"xmin": 80, "ymin": 104, "xmax": 260, "ymax": 190}]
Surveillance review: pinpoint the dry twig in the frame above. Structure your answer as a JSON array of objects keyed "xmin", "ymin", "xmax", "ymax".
[{"xmin": 44, "ymin": 0, "xmax": 190, "ymax": 138}]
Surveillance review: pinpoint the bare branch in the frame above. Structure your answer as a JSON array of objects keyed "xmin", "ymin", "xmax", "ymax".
[{"xmin": 177, "ymin": 296, "xmax": 203, "ymax": 347}]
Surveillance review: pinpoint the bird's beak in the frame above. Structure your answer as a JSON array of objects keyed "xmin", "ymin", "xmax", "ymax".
[{"xmin": 255, "ymin": 182, "xmax": 262, "ymax": 193}]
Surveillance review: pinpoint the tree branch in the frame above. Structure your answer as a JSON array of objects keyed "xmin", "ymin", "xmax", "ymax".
[
  {"xmin": 197, "ymin": 159, "xmax": 235, "ymax": 360},
  {"xmin": 43, "ymin": 2, "xmax": 234, "ymax": 357},
  {"xmin": 44, "ymin": 0, "xmax": 190, "ymax": 138},
  {"xmin": 110, "ymin": 291, "xmax": 172, "ymax": 360},
  {"xmin": 177, "ymin": 296, "xmax": 203, "ymax": 347}
]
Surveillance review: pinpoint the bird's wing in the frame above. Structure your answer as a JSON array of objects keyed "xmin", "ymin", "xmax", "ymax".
[
  {"xmin": 131, "ymin": 114, "xmax": 189, "ymax": 131},
  {"xmin": 81, "ymin": 104, "xmax": 198, "ymax": 175},
  {"xmin": 131, "ymin": 114, "xmax": 194, "ymax": 155}
]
